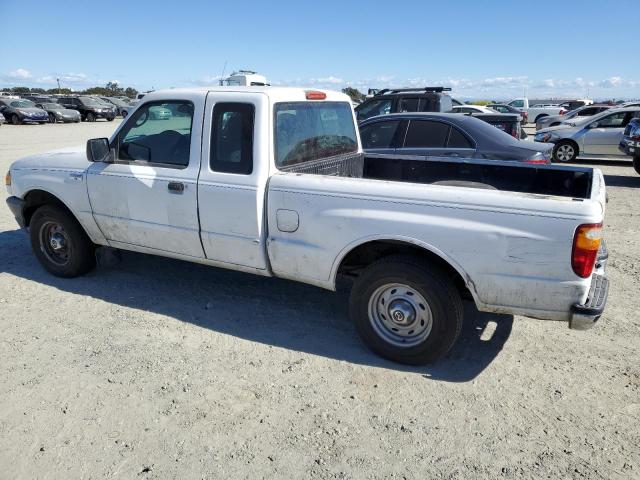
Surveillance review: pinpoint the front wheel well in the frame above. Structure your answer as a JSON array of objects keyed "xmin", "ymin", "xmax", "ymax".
[
  {"xmin": 23, "ymin": 190, "xmax": 73, "ymax": 227},
  {"xmin": 534, "ymin": 113, "xmax": 549, "ymax": 122},
  {"xmin": 336, "ymin": 240, "xmax": 472, "ymax": 299}
]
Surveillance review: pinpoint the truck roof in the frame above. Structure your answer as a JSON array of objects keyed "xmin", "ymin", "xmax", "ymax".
[{"xmin": 142, "ymin": 86, "xmax": 351, "ymax": 103}]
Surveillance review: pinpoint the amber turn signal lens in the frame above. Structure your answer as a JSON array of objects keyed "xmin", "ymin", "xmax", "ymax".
[{"xmin": 4, "ymin": 171, "xmax": 10, "ymax": 186}]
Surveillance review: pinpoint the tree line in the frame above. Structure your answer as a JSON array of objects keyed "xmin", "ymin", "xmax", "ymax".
[{"xmin": 1, "ymin": 82, "xmax": 138, "ymax": 98}]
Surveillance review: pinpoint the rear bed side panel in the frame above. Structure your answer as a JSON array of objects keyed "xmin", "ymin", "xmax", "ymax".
[{"xmin": 266, "ymin": 173, "xmax": 603, "ymax": 321}]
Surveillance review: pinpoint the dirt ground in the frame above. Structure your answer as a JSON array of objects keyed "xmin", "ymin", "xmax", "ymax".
[{"xmin": 0, "ymin": 121, "xmax": 638, "ymax": 479}]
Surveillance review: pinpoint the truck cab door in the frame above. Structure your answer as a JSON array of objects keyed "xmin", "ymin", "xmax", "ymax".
[
  {"xmin": 582, "ymin": 111, "xmax": 629, "ymax": 155},
  {"xmin": 86, "ymin": 95, "xmax": 205, "ymax": 258},
  {"xmin": 197, "ymin": 92, "xmax": 269, "ymax": 271}
]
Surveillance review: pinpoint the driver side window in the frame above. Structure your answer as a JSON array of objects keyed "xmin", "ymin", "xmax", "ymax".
[{"xmin": 117, "ymin": 101, "xmax": 194, "ymax": 168}]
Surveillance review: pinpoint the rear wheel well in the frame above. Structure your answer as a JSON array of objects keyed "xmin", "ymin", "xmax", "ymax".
[
  {"xmin": 535, "ymin": 113, "xmax": 549, "ymax": 122},
  {"xmin": 23, "ymin": 190, "xmax": 73, "ymax": 227},
  {"xmin": 337, "ymin": 240, "xmax": 472, "ymax": 299}
]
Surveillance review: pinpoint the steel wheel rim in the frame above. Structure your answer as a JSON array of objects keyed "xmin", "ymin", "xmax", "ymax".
[
  {"xmin": 39, "ymin": 220, "xmax": 71, "ymax": 266},
  {"xmin": 367, "ymin": 283, "xmax": 433, "ymax": 348},
  {"xmin": 556, "ymin": 144, "xmax": 574, "ymax": 161}
]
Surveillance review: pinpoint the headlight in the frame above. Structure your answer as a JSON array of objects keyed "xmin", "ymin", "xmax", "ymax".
[{"xmin": 535, "ymin": 132, "xmax": 553, "ymax": 142}]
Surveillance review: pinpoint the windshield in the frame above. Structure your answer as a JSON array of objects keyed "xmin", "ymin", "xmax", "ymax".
[
  {"xmin": 43, "ymin": 103, "xmax": 62, "ymax": 109},
  {"xmin": 80, "ymin": 97, "xmax": 102, "ymax": 106},
  {"xmin": 274, "ymin": 102, "xmax": 358, "ymax": 168},
  {"xmin": 10, "ymin": 100, "xmax": 35, "ymax": 108}
]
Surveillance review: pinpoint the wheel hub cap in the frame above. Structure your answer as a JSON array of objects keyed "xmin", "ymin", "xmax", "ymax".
[
  {"xmin": 367, "ymin": 283, "xmax": 433, "ymax": 348},
  {"xmin": 388, "ymin": 299, "xmax": 416, "ymax": 326},
  {"xmin": 50, "ymin": 233, "xmax": 66, "ymax": 251}
]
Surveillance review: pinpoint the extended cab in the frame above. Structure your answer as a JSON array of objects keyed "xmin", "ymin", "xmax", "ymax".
[
  {"xmin": 507, "ymin": 97, "xmax": 566, "ymax": 124},
  {"xmin": 5, "ymin": 87, "xmax": 609, "ymax": 365}
]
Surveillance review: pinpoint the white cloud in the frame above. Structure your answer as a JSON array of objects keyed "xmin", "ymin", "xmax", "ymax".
[
  {"xmin": 7, "ymin": 68, "xmax": 32, "ymax": 79},
  {"xmin": 599, "ymin": 76, "xmax": 622, "ymax": 88}
]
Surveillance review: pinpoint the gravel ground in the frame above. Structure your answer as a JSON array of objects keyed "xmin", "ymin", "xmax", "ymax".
[{"xmin": 0, "ymin": 121, "xmax": 638, "ymax": 479}]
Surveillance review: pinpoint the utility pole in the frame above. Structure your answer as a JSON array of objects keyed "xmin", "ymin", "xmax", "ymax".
[{"xmin": 57, "ymin": 78, "xmax": 61, "ymax": 94}]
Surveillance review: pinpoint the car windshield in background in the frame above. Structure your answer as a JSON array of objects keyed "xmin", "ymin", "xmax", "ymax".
[
  {"xmin": 43, "ymin": 103, "xmax": 62, "ymax": 109},
  {"xmin": 11, "ymin": 100, "xmax": 35, "ymax": 108},
  {"xmin": 80, "ymin": 97, "xmax": 102, "ymax": 106},
  {"xmin": 274, "ymin": 102, "xmax": 357, "ymax": 168}
]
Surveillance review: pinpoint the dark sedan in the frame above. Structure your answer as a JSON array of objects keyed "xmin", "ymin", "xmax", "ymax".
[
  {"xmin": 0, "ymin": 98, "xmax": 49, "ymax": 124},
  {"xmin": 35, "ymin": 103, "xmax": 81, "ymax": 123},
  {"xmin": 359, "ymin": 113, "xmax": 552, "ymax": 164}
]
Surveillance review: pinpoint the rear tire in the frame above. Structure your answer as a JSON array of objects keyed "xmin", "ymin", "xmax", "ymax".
[
  {"xmin": 29, "ymin": 205, "xmax": 96, "ymax": 278},
  {"xmin": 48, "ymin": 113, "xmax": 56, "ymax": 123},
  {"xmin": 553, "ymin": 140, "xmax": 578, "ymax": 162},
  {"xmin": 86, "ymin": 112, "xmax": 96, "ymax": 122},
  {"xmin": 634, "ymin": 156, "xmax": 640, "ymax": 176},
  {"xmin": 11, "ymin": 114, "xmax": 21, "ymax": 125},
  {"xmin": 349, "ymin": 255, "xmax": 463, "ymax": 365}
]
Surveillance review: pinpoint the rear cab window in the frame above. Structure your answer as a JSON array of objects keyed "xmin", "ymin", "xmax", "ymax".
[{"xmin": 274, "ymin": 101, "xmax": 358, "ymax": 169}]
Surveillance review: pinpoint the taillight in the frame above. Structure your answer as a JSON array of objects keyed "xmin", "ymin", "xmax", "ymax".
[
  {"xmin": 571, "ymin": 223, "xmax": 602, "ymax": 278},
  {"xmin": 524, "ymin": 159, "xmax": 549, "ymax": 164}
]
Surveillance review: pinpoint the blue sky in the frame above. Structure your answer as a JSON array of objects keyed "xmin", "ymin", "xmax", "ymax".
[{"xmin": 1, "ymin": 0, "xmax": 638, "ymax": 100}]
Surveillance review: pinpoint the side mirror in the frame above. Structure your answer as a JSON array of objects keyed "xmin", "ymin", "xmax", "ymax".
[
  {"xmin": 86, "ymin": 138, "xmax": 113, "ymax": 162},
  {"xmin": 588, "ymin": 122, "xmax": 599, "ymax": 129}
]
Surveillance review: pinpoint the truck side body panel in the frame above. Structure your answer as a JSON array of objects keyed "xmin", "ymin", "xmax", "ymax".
[{"xmin": 267, "ymin": 172, "xmax": 603, "ymax": 321}]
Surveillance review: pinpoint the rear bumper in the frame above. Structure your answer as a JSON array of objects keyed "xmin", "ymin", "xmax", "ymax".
[
  {"xmin": 569, "ymin": 273, "xmax": 609, "ymax": 330},
  {"xmin": 6, "ymin": 196, "xmax": 26, "ymax": 228}
]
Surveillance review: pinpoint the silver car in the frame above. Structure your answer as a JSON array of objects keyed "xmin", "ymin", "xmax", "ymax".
[
  {"xmin": 534, "ymin": 107, "xmax": 640, "ymax": 162},
  {"xmin": 535, "ymin": 104, "xmax": 612, "ymax": 130}
]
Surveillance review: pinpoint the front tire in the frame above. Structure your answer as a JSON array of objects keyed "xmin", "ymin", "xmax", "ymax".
[
  {"xmin": 634, "ymin": 156, "xmax": 640, "ymax": 176},
  {"xmin": 11, "ymin": 114, "xmax": 21, "ymax": 125},
  {"xmin": 29, "ymin": 205, "xmax": 96, "ymax": 278},
  {"xmin": 553, "ymin": 140, "xmax": 578, "ymax": 162},
  {"xmin": 86, "ymin": 112, "xmax": 96, "ymax": 122},
  {"xmin": 349, "ymin": 255, "xmax": 463, "ymax": 365},
  {"xmin": 48, "ymin": 113, "xmax": 56, "ymax": 123}
]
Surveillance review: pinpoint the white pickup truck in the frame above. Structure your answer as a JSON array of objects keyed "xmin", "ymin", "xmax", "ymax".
[
  {"xmin": 5, "ymin": 87, "xmax": 609, "ymax": 365},
  {"xmin": 507, "ymin": 98, "xmax": 566, "ymax": 124}
]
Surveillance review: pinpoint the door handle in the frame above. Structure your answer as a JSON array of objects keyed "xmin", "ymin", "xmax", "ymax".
[{"xmin": 167, "ymin": 181, "xmax": 184, "ymax": 193}]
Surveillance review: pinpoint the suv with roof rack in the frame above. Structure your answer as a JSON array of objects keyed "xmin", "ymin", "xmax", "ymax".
[{"xmin": 355, "ymin": 87, "xmax": 454, "ymax": 122}]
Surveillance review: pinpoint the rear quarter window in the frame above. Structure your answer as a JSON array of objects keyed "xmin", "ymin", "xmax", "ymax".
[{"xmin": 274, "ymin": 102, "xmax": 358, "ymax": 168}]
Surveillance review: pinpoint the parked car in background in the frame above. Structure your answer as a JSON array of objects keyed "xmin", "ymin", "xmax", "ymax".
[
  {"xmin": 535, "ymin": 107, "xmax": 640, "ymax": 162},
  {"xmin": 448, "ymin": 105, "xmax": 497, "ymax": 114},
  {"xmin": 35, "ymin": 102, "xmax": 81, "ymax": 123},
  {"xmin": 536, "ymin": 104, "xmax": 613, "ymax": 130},
  {"xmin": 0, "ymin": 98, "xmax": 49, "ymax": 124},
  {"xmin": 23, "ymin": 95, "xmax": 56, "ymax": 104},
  {"xmin": 559, "ymin": 99, "xmax": 594, "ymax": 111},
  {"xmin": 355, "ymin": 87, "xmax": 454, "ymax": 122},
  {"xmin": 56, "ymin": 96, "xmax": 117, "ymax": 122},
  {"xmin": 471, "ymin": 112, "xmax": 527, "ymax": 139},
  {"xmin": 148, "ymin": 105, "xmax": 172, "ymax": 120},
  {"xmin": 619, "ymin": 118, "xmax": 640, "ymax": 174},
  {"xmin": 507, "ymin": 98, "xmax": 565, "ymax": 124},
  {"xmin": 100, "ymin": 97, "xmax": 131, "ymax": 116},
  {"xmin": 359, "ymin": 113, "xmax": 551, "ymax": 163},
  {"xmin": 487, "ymin": 103, "xmax": 528, "ymax": 124}
]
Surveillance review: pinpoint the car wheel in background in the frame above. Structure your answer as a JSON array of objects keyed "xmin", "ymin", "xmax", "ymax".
[
  {"xmin": 349, "ymin": 254, "xmax": 463, "ymax": 365},
  {"xmin": 553, "ymin": 140, "xmax": 578, "ymax": 162},
  {"xmin": 48, "ymin": 113, "xmax": 56, "ymax": 123},
  {"xmin": 107, "ymin": 116, "xmax": 114, "ymax": 122},
  {"xmin": 29, "ymin": 205, "xmax": 96, "ymax": 278},
  {"xmin": 11, "ymin": 114, "xmax": 21, "ymax": 125},
  {"xmin": 535, "ymin": 114, "xmax": 548, "ymax": 123},
  {"xmin": 86, "ymin": 112, "xmax": 96, "ymax": 122},
  {"xmin": 633, "ymin": 156, "xmax": 640, "ymax": 176}
]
